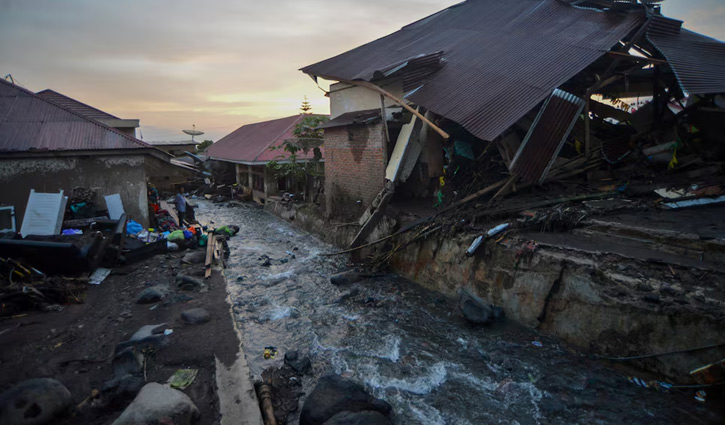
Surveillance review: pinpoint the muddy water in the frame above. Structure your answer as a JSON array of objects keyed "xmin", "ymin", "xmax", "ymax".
[{"xmin": 196, "ymin": 201, "xmax": 716, "ymax": 425}]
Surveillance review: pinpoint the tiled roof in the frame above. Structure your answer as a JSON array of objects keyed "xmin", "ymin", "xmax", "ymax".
[
  {"xmin": 0, "ymin": 79, "xmax": 155, "ymax": 154},
  {"xmin": 207, "ymin": 114, "xmax": 327, "ymax": 164}
]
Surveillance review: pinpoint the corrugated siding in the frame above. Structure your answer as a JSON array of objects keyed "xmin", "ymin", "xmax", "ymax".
[
  {"xmin": 648, "ymin": 24, "xmax": 725, "ymax": 95},
  {"xmin": 302, "ymin": 0, "xmax": 644, "ymax": 142},
  {"xmin": 0, "ymin": 79, "xmax": 154, "ymax": 153},
  {"xmin": 511, "ymin": 89, "xmax": 585, "ymax": 184}
]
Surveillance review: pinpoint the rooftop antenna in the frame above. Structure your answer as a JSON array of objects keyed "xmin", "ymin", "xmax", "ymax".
[
  {"xmin": 3, "ymin": 74, "xmax": 15, "ymax": 84},
  {"xmin": 182, "ymin": 124, "xmax": 204, "ymax": 142}
]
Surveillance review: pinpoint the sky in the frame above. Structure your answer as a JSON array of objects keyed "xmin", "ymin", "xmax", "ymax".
[{"xmin": 1, "ymin": 0, "xmax": 723, "ymax": 142}]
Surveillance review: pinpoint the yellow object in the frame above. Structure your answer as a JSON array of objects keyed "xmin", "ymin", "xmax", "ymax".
[
  {"xmin": 668, "ymin": 147, "xmax": 678, "ymax": 170},
  {"xmin": 575, "ymin": 139, "xmax": 582, "ymax": 155},
  {"xmin": 439, "ymin": 176, "xmax": 445, "ymax": 187}
]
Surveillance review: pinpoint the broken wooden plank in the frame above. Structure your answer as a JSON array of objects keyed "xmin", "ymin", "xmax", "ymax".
[{"xmin": 342, "ymin": 79, "xmax": 450, "ymax": 140}]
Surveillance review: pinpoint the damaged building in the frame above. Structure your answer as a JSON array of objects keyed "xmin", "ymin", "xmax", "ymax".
[
  {"xmin": 0, "ymin": 79, "xmax": 194, "ymax": 228},
  {"xmin": 295, "ymin": 0, "xmax": 725, "ymax": 379}
]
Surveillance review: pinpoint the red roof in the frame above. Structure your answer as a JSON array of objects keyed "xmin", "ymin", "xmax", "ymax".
[
  {"xmin": 0, "ymin": 79, "xmax": 155, "ymax": 154},
  {"xmin": 207, "ymin": 114, "xmax": 327, "ymax": 164}
]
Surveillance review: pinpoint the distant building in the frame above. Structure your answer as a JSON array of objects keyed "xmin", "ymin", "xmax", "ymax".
[
  {"xmin": 147, "ymin": 140, "xmax": 201, "ymax": 157},
  {"xmin": 0, "ymin": 79, "xmax": 192, "ymax": 227},
  {"xmin": 207, "ymin": 114, "xmax": 326, "ymax": 203}
]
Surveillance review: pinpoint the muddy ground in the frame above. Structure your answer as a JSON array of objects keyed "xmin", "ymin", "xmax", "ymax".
[{"xmin": 0, "ymin": 249, "xmax": 239, "ymax": 424}]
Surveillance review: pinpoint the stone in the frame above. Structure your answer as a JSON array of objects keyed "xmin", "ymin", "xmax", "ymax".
[
  {"xmin": 457, "ymin": 288, "xmax": 494, "ymax": 325},
  {"xmin": 322, "ymin": 410, "xmax": 391, "ymax": 425},
  {"xmin": 115, "ymin": 323, "xmax": 170, "ymax": 353},
  {"xmin": 181, "ymin": 250, "xmax": 206, "ymax": 264},
  {"xmin": 182, "ymin": 308, "xmax": 210, "ymax": 324},
  {"xmin": 176, "ymin": 275, "xmax": 206, "ymax": 291},
  {"xmin": 330, "ymin": 271, "xmax": 362, "ymax": 286},
  {"xmin": 103, "ymin": 375, "xmax": 145, "ymax": 408},
  {"xmin": 300, "ymin": 375, "xmax": 391, "ymax": 425},
  {"xmin": 136, "ymin": 286, "xmax": 165, "ymax": 304},
  {"xmin": 112, "ymin": 383, "xmax": 200, "ymax": 425},
  {"xmin": 0, "ymin": 378, "xmax": 72, "ymax": 425},
  {"xmin": 284, "ymin": 350, "xmax": 312, "ymax": 375}
]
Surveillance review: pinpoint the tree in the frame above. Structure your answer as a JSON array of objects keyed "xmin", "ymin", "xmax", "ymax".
[
  {"xmin": 300, "ymin": 96, "xmax": 312, "ymax": 114},
  {"xmin": 196, "ymin": 140, "xmax": 213, "ymax": 152},
  {"xmin": 267, "ymin": 115, "xmax": 328, "ymax": 200}
]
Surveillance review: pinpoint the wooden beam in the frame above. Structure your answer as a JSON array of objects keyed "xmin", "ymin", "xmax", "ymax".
[
  {"xmin": 342, "ymin": 79, "xmax": 450, "ymax": 140},
  {"xmin": 606, "ymin": 51, "xmax": 667, "ymax": 65}
]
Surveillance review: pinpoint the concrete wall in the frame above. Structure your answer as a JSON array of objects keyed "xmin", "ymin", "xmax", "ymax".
[
  {"xmin": 329, "ymin": 81, "xmax": 402, "ymax": 119},
  {"xmin": 324, "ymin": 123, "xmax": 387, "ymax": 219},
  {"xmin": 0, "ymin": 154, "xmax": 150, "ymax": 228}
]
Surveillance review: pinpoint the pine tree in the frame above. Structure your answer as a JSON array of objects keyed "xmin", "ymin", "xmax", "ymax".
[{"xmin": 300, "ymin": 96, "xmax": 312, "ymax": 114}]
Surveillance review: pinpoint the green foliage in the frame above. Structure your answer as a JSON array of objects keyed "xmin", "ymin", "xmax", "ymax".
[
  {"xmin": 267, "ymin": 115, "xmax": 329, "ymax": 197},
  {"xmin": 196, "ymin": 140, "xmax": 213, "ymax": 152}
]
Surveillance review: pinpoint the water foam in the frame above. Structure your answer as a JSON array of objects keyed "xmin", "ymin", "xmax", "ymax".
[{"xmin": 365, "ymin": 361, "xmax": 449, "ymax": 395}]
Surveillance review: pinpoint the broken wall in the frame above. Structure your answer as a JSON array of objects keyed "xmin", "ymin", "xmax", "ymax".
[
  {"xmin": 145, "ymin": 156, "xmax": 197, "ymax": 192},
  {"xmin": 324, "ymin": 122, "xmax": 387, "ymax": 219},
  {"xmin": 0, "ymin": 154, "xmax": 150, "ymax": 228}
]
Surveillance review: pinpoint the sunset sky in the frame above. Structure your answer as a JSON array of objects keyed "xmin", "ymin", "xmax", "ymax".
[{"xmin": 1, "ymin": 0, "xmax": 723, "ymax": 142}]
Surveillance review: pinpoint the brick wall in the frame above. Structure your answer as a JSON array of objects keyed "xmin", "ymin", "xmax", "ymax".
[{"xmin": 324, "ymin": 122, "xmax": 386, "ymax": 219}]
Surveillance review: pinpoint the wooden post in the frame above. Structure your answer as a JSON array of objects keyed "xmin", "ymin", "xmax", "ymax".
[{"xmin": 343, "ymin": 79, "xmax": 450, "ymax": 140}]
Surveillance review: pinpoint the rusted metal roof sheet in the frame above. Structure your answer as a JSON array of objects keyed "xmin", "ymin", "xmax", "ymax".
[
  {"xmin": 207, "ymin": 115, "xmax": 327, "ymax": 164},
  {"xmin": 647, "ymin": 16, "xmax": 725, "ymax": 95},
  {"xmin": 301, "ymin": 0, "xmax": 645, "ymax": 142},
  {"xmin": 36, "ymin": 89, "xmax": 120, "ymax": 120},
  {"xmin": 0, "ymin": 79, "xmax": 155, "ymax": 153},
  {"xmin": 511, "ymin": 89, "xmax": 586, "ymax": 184}
]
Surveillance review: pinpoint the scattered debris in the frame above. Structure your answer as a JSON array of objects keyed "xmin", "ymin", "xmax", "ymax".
[{"xmin": 167, "ymin": 369, "xmax": 199, "ymax": 390}]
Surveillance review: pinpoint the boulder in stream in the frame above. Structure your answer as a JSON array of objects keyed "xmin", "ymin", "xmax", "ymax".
[
  {"xmin": 330, "ymin": 271, "xmax": 362, "ymax": 286},
  {"xmin": 300, "ymin": 374, "xmax": 391, "ymax": 425},
  {"xmin": 457, "ymin": 287, "xmax": 494, "ymax": 325},
  {"xmin": 322, "ymin": 410, "xmax": 391, "ymax": 425}
]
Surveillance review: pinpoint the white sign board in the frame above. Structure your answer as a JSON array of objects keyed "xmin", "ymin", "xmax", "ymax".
[
  {"xmin": 104, "ymin": 194, "xmax": 125, "ymax": 220},
  {"xmin": 20, "ymin": 190, "xmax": 67, "ymax": 237}
]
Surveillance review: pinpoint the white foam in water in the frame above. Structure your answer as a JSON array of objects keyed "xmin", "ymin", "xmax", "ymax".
[
  {"xmin": 409, "ymin": 402, "xmax": 446, "ymax": 425},
  {"xmin": 450, "ymin": 371, "xmax": 498, "ymax": 392},
  {"xmin": 342, "ymin": 314, "xmax": 359, "ymax": 321},
  {"xmin": 365, "ymin": 362, "xmax": 449, "ymax": 395},
  {"xmin": 267, "ymin": 305, "xmax": 292, "ymax": 320}
]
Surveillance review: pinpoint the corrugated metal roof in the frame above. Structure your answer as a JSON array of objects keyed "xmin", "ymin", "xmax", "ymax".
[
  {"xmin": 36, "ymin": 89, "xmax": 120, "ymax": 120},
  {"xmin": 0, "ymin": 79, "xmax": 155, "ymax": 153},
  {"xmin": 647, "ymin": 16, "xmax": 725, "ymax": 95},
  {"xmin": 301, "ymin": 0, "xmax": 646, "ymax": 142},
  {"xmin": 510, "ymin": 89, "xmax": 586, "ymax": 184},
  {"xmin": 207, "ymin": 114, "xmax": 327, "ymax": 164},
  {"xmin": 317, "ymin": 109, "xmax": 381, "ymax": 130},
  {"xmin": 148, "ymin": 140, "xmax": 200, "ymax": 147}
]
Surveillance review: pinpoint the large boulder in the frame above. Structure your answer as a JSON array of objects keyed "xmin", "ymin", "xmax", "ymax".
[
  {"xmin": 322, "ymin": 410, "xmax": 391, "ymax": 425},
  {"xmin": 181, "ymin": 251, "xmax": 206, "ymax": 264},
  {"xmin": 112, "ymin": 383, "xmax": 200, "ymax": 425},
  {"xmin": 300, "ymin": 375, "xmax": 391, "ymax": 425},
  {"xmin": 0, "ymin": 378, "xmax": 72, "ymax": 425},
  {"xmin": 457, "ymin": 287, "xmax": 494, "ymax": 325},
  {"xmin": 284, "ymin": 350, "xmax": 311, "ymax": 375}
]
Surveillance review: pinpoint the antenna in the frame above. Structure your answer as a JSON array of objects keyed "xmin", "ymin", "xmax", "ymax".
[{"xmin": 182, "ymin": 124, "xmax": 204, "ymax": 142}]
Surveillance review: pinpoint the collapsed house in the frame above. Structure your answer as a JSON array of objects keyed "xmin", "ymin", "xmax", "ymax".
[
  {"xmin": 0, "ymin": 79, "xmax": 192, "ymax": 228},
  {"xmin": 301, "ymin": 0, "xmax": 725, "ymax": 245},
  {"xmin": 296, "ymin": 0, "xmax": 725, "ymax": 379},
  {"xmin": 208, "ymin": 114, "xmax": 327, "ymax": 204},
  {"xmin": 148, "ymin": 139, "xmax": 201, "ymax": 157}
]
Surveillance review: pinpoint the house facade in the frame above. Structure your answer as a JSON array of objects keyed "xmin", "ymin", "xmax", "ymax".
[
  {"xmin": 0, "ymin": 79, "xmax": 179, "ymax": 228},
  {"xmin": 207, "ymin": 114, "xmax": 327, "ymax": 204}
]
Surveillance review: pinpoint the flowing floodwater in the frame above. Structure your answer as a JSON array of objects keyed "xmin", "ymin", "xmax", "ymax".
[{"xmin": 196, "ymin": 201, "xmax": 716, "ymax": 425}]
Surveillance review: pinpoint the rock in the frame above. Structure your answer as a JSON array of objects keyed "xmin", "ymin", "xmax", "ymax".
[
  {"xmin": 115, "ymin": 323, "xmax": 170, "ymax": 353},
  {"xmin": 0, "ymin": 378, "xmax": 72, "ymax": 425},
  {"xmin": 284, "ymin": 350, "xmax": 311, "ymax": 375},
  {"xmin": 176, "ymin": 275, "xmax": 206, "ymax": 291},
  {"xmin": 111, "ymin": 383, "xmax": 199, "ymax": 425},
  {"xmin": 322, "ymin": 410, "xmax": 391, "ymax": 425},
  {"xmin": 181, "ymin": 250, "xmax": 206, "ymax": 264},
  {"xmin": 643, "ymin": 294, "xmax": 661, "ymax": 304},
  {"xmin": 330, "ymin": 271, "xmax": 362, "ymax": 286},
  {"xmin": 457, "ymin": 288, "xmax": 494, "ymax": 325},
  {"xmin": 102, "ymin": 374, "xmax": 145, "ymax": 408},
  {"xmin": 182, "ymin": 308, "xmax": 210, "ymax": 324},
  {"xmin": 300, "ymin": 375, "xmax": 391, "ymax": 425},
  {"xmin": 136, "ymin": 286, "xmax": 165, "ymax": 304},
  {"xmin": 112, "ymin": 346, "xmax": 144, "ymax": 377}
]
